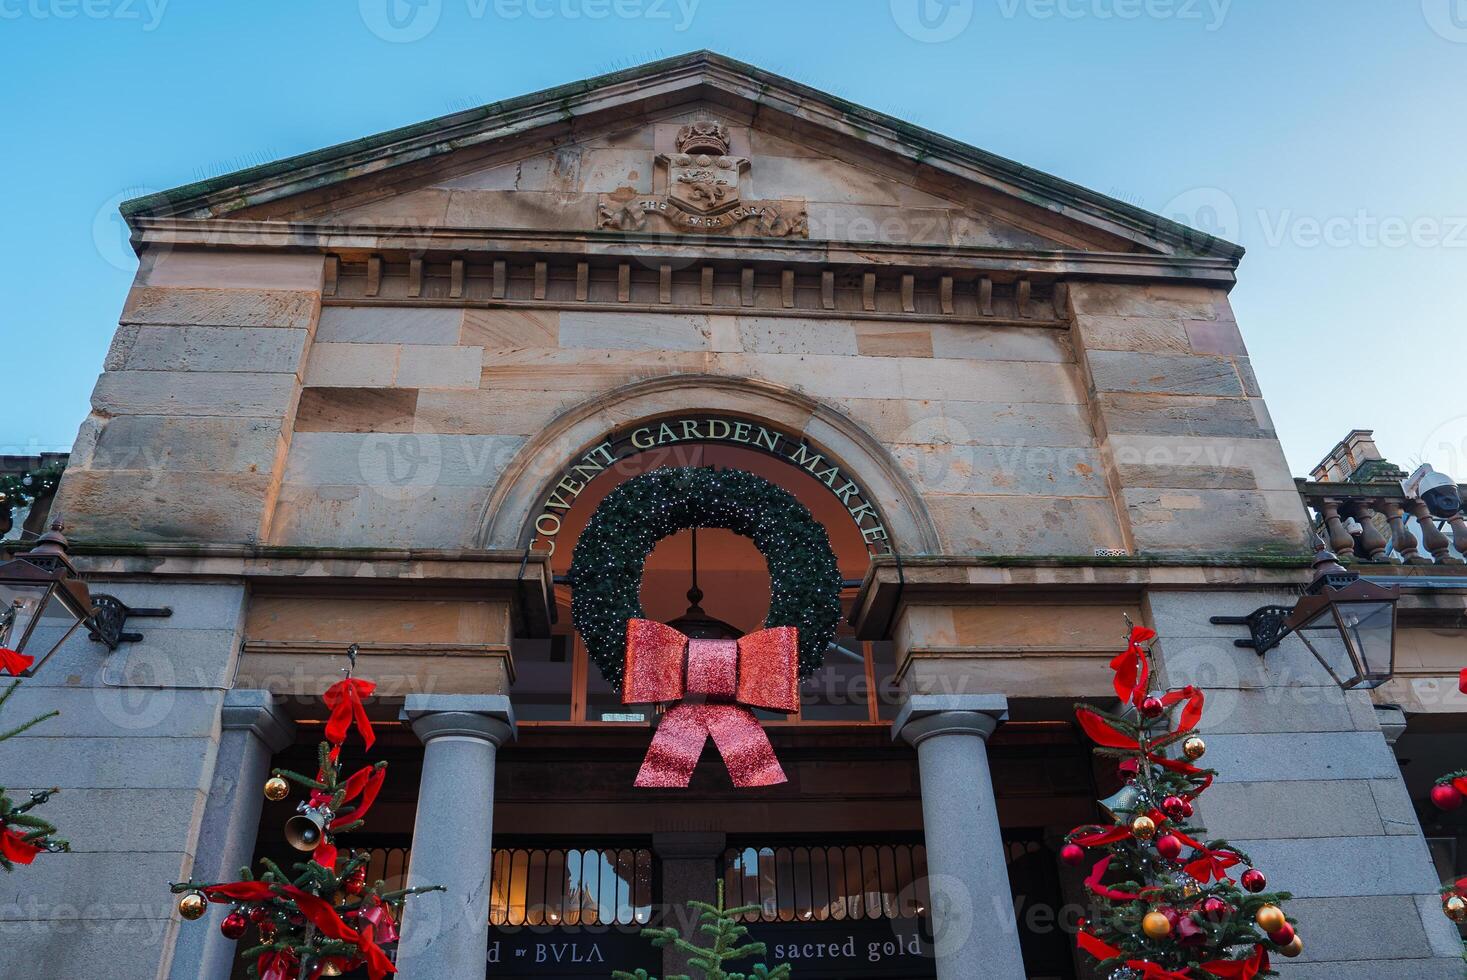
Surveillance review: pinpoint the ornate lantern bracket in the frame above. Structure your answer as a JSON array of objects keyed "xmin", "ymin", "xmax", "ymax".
[{"xmin": 86, "ymin": 593, "xmax": 173, "ymax": 650}]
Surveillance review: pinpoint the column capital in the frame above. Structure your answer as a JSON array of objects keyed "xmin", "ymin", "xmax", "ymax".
[
  {"xmin": 893, "ymin": 694, "xmax": 1008, "ymax": 747},
  {"xmin": 221, "ymin": 689, "xmax": 296, "ymax": 753},
  {"xmin": 401, "ymin": 694, "xmax": 515, "ymax": 745}
]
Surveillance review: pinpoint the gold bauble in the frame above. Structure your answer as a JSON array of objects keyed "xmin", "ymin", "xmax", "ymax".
[
  {"xmin": 177, "ymin": 892, "xmax": 208, "ymax": 921},
  {"xmin": 1182, "ymin": 736, "xmax": 1207, "ymax": 761},
  {"xmin": 1445, "ymin": 895, "xmax": 1467, "ymax": 923},
  {"xmin": 1141, "ymin": 910, "xmax": 1172, "ymax": 940},
  {"xmin": 1131, "ymin": 815, "xmax": 1157, "ymax": 840},
  {"xmin": 263, "ymin": 776, "xmax": 290, "ymax": 802},
  {"xmin": 1280, "ymin": 935, "xmax": 1304, "ymax": 958},
  {"xmin": 319, "ymin": 960, "xmax": 344, "ymax": 977},
  {"xmin": 1255, "ymin": 904, "xmax": 1286, "ymax": 933}
]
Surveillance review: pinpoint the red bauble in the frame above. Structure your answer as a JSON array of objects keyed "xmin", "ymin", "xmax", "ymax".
[
  {"xmin": 247, "ymin": 905, "xmax": 270, "ymax": 924},
  {"xmin": 1175, "ymin": 915, "xmax": 1207, "ymax": 946},
  {"xmin": 1180, "ymin": 798, "xmax": 1194, "ymax": 818},
  {"xmin": 1156, "ymin": 834, "xmax": 1183, "ymax": 860},
  {"xmin": 220, "ymin": 910, "xmax": 248, "ymax": 940},
  {"xmin": 1060, "ymin": 843, "xmax": 1086, "ymax": 867},
  {"xmin": 1431, "ymin": 784, "xmax": 1464, "ymax": 811},
  {"xmin": 1162, "ymin": 796, "xmax": 1188, "ymax": 821},
  {"xmin": 1201, "ymin": 897, "xmax": 1231, "ymax": 922},
  {"xmin": 1241, "ymin": 868, "xmax": 1267, "ymax": 893},
  {"xmin": 1268, "ymin": 922, "xmax": 1295, "ymax": 946},
  {"xmin": 257, "ymin": 919, "xmax": 277, "ymax": 942},
  {"xmin": 345, "ymin": 870, "xmax": 367, "ymax": 897},
  {"xmin": 287, "ymin": 911, "xmax": 306, "ymax": 928},
  {"xmin": 1139, "ymin": 696, "xmax": 1164, "ymax": 718}
]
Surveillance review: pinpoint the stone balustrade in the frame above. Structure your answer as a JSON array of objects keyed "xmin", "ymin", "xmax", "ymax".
[{"xmin": 1297, "ymin": 479, "xmax": 1467, "ymax": 565}]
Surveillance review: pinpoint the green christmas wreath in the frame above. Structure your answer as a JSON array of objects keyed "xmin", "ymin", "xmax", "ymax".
[{"xmin": 567, "ymin": 466, "xmax": 843, "ymax": 688}]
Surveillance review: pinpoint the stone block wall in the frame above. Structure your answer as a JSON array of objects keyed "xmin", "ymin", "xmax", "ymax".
[
  {"xmin": 54, "ymin": 250, "xmax": 325, "ymax": 544},
  {"xmin": 1068, "ymin": 283, "xmax": 1311, "ymax": 559},
  {"xmin": 1147, "ymin": 589, "xmax": 1462, "ymax": 976},
  {"xmin": 0, "ymin": 581, "xmax": 246, "ymax": 978}
]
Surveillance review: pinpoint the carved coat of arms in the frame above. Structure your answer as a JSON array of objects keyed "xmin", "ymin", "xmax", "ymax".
[{"xmin": 597, "ymin": 119, "xmax": 808, "ymax": 238}]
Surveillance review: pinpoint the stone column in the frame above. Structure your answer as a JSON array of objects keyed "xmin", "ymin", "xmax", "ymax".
[
  {"xmin": 653, "ymin": 832, "xmax": 727, "ymax": 977},
  {"xmin": 894, "ymin": 694, "xmax": 1025, "ymax": 980},
  {"xmin": 168, "ymin": 689, "xmax": 295, "ymax": 980},
  {"xmin": 395, "ymin": 695, "xmax": 514, "ymax": 980}
]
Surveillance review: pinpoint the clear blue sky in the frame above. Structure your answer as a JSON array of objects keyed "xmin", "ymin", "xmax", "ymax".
[{"xmin": 4, "ymin": 1, "xmax": 1465, "ymax": 478}]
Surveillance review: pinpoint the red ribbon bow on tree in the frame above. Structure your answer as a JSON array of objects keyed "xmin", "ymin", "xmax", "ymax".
[
  {"xmin": 281, "ymin": 886, "xmax": 397, "ymax": 979},
  {"xmin": 622, "ymin": 619, "xmax": 798, "ymax": 788},
  {"xmin": 323, "ymin": 677, "xmax": 376, "ymax": 750},
  {"xmin": 0, "ymin": 827, "xmax": 41, "ymax": 864},
  {"xmin": 0, "ymin": 647, "xmax": 34, "ymax": 676},
  {"xmin": 1109, "ymin": 625, "xmax": 1158, "ymax": 706}
]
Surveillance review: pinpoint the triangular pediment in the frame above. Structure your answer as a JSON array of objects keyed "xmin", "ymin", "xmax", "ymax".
[{"xmin": 122, "ymin": 51, "xmax": 1239, "ymax": 260}]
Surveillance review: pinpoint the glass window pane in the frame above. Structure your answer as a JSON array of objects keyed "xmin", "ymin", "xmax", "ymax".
[
  {"xmin": 512, "ymin": 635, "xmax": 574, "ymax": 721},
  {"xmin": 525, "ymin": 850, "xmax": 547, "ymax": 926},
  {"xmin": 799, "ymin": 640, "xmax": 871, "ymax": 721}
]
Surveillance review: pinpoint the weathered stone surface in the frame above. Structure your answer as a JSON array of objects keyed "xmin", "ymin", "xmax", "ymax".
[
  {"xmin": 928, "ymin": 324, "xmax": 1072, "ymax": 362},
  {"xmin": 4, "ymin": 687, "xmax": 225, "ymax": 740},
  {"xmin": 414, "ymin": 387, "xmax": 582, "ymax": 436},
  {"xmin": 1184, "ymin": 317, "xmax": 1248, "ymax": 355},
  {"xmin": 396, "ymin": 344, "xmax": 482, "ymax": 388},
  {"xmin": 1074, "ymin": 314, "xmax": 1192, "ymax": 353},
  {"xmin": 804, "ymin": 202, "xmax": 953, "ymax": 245},
  {"xmin": 1192, "ymin": 780, "xmax": 1388, "ymax": 838},
  {"xmin": 268, "ymin": 483, "xmax": 489, "ymax": 549},
  {"xmin": 927, "ymin": 494, "xmax": 1125, "ymax": 555},
  {"xmin": 316, "ymin": 305, "xmax": 464, "ymax": 344},
  {"xmin": 56, "ymin": 469, "xmax": 274, "ymax": 543},
  {"xmin": 444, "ymin": 189, "xmax": 598, "ymax": 229},
  {"xmin": 282, "ymin": 432, "xmax": 525, "ymax": 487},
  {"xmin": 854, "ymin": 322, "xmax": 933, "ymax": 358},
  {"xmin": 1122, "ymin": 486, "xmax": 1310, "ymax": 556},
  {"xmin": 90, "ymin": 414, "xmax": 285, "ymax": 473},
  {"xmin": 113, "ymin": 325, "xmax": 309, "ymax": 374},
  {"xmin": 481, "ymin": 347, "xmax": 705, "ymax": 390},
  {"xmin": 892, "ymin": 444, "xmax": 1107, "ymax": 497},
  {"xmin": 560, "ymin": 311, "xmax": 712, "ymax": 351},
  {"xmin": 461, "ymin": 307, "xmax": 559, "ymax": 348},
  {"xmin": 91, "ymin": 370, "xmax": 299, "ymax": 418},
  {"xmin": 121, "ymin": 286, "xmax": 319, "ymax": 330},
  {"xmin": 1069, "ymin": 282, "xmax": 1230, "ymax": 320},
  {"xmin": 303, "ymin": 342, "xmax": 397, "ymax": 387},
  {"xmin": 1097, "ymin": 391, "xmax": 1274, "ymax": 438},
  {"xmin": 1230, "ymin": 835, "xmax": 1442, "ymax": 897},
  {"xmin": 296, "ymin": 387, "xmax": 419, "ymax": 433},
  {"xmin": 138, "ymin": 249, "xmax": 324, "ymax": 291},
  {"xmin": 29, "ymin": 788, "xmax": 208, "ymax": 853},
  {"xmin": 1088, "ymin": 350, "xmax": 1245, "ymax": 396}
]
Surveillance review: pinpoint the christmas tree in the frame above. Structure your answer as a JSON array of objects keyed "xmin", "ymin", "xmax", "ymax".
[
  {"xmin": 1065, "ymin": 624, "xmax": 1301, "ymax": 978},
  {"xmin": 1425, "ymin": 667, "xmax": 1467, "ymax": 934},
  {"xmin": 171, "ymin": 649, "xmax": 441, "ymax": 980},
  {"xmin": 611, "ymin": 881, "xmax": 792, "ymax": 980},
  {"xmin": 0, "ymin": 676, "xmax": 69, "ymax": 869}
]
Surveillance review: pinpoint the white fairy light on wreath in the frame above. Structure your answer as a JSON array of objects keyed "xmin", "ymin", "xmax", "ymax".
[{"xmin": 567, "ymin": 466, "xmax": 843, "ymax": 688}]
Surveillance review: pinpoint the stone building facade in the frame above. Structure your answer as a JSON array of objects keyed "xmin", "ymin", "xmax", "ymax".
[{"xmin": 5, "ymin": 52, "xmax": 1464, "ymax": 978}]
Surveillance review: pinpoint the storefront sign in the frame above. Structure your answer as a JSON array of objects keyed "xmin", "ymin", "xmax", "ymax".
[
  {"xmin": 528, "ymin": 415, "xmax": 893, "ymax": 557},
  {"xmin": 487, "ymin": 925, "xmax": 658, "ymax": 978},
  {"xmin": 746, "ymin": 918, "xmax": 935, "ymax": 978}
]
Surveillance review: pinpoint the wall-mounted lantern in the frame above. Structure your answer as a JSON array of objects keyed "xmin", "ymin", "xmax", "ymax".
[
  {"xmin": 1211, "ymin": 549, "xmax": 1399, "ymax": 691},
  {"xmin": 0, "ymin": 524, "xmax": 170, "ymax": 672}
]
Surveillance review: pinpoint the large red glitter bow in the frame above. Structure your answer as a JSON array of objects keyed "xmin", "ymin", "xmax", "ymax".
[
  {"xmin": 0, "ymin": 827, "xmax": 42, "ymax": 865},
  {"xmin": 323, "ymin": 677, "xmax": 376, "ymax": 750},
  {"xmin": 0, "ymin": 646, "xmax": 34, "ymax": 676},
  {"xmin": 1200, "ymin": 944, "xmax": 1270, "ymax": 979},
  {"xmin": 622, "ymin": 619, "xmax": 798, "ymax": 788}
]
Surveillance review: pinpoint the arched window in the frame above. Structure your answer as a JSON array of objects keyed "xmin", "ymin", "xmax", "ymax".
[{"xmin": 513, "ymin": 436, "xmax": 900, "ymax": 726}]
